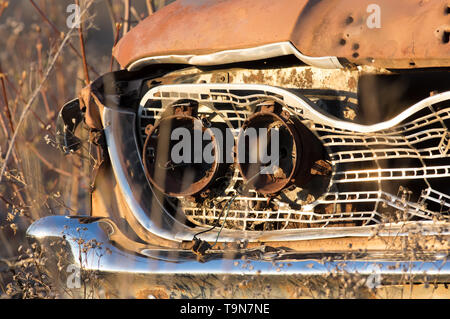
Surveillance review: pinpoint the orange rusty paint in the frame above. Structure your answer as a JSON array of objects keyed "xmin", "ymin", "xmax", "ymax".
[
  {"xmin": 291, "ymin": 0, "xmax": 450, "ymax": 68},
  {"xmin": 113, "ymin": 0, "xmax": 308, "ymax": 67},
  {"xmin": 114, "ymin": 0, "xmax": 450, "ymax": 69},
  {"xmin": 136, "ymin": 288, "xmax": 169, "ymax": 299}
]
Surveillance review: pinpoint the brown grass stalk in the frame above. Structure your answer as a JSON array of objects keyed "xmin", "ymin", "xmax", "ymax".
[
  {"xmin": 0, "ymin": 65, "xmax": 14, "ymax": 134},
  {"xmin": 104, "ymin": 0, "xmax": 118, "ymax": 40},
  {"xmin": 28, "ymin": 0, "xmax": 99, "ymax": 78},
  {"xmin": 0, "ymin": 1, "xmax": 8, "ymax": 20},
  {"xmin": 36, "ymin": 41, "xmax": 53, "ymax": 120},
  {"xmin": 75, "ymin": 0, "xmax": 90, "ymax": 85},
  {"xmin": 122, "ymin": 0, "xmax": 130, "ymax": 35},
  {"xmin": 26, "ymin": 143, "xmax": 72, "ymax": 178},
  {"xmin": 0, "ymin": 0, "xmax": 94, "ymax": 184},
  {"xmin": 110, "ymin": 22, "xmax": 122, "ymax": 72},
  {"xmin": 146, "ymin": 0, "xmax": 154, "ymax": 16},
  {"xmin": 0, "ymin": 112, "xmax": 9, "ymax": 139},
  {"xmin": 130, "ymin": 6, "xmax": 142, "ymax": 22}
]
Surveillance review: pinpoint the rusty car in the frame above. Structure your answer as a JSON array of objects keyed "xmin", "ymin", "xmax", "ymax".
[{"xmin": 27, "ymin": 0, "xmax": 450, "ymax": 298}]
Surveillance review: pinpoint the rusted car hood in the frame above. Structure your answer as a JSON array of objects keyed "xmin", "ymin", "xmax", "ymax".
[
  {"xmin": 113, "ymin": 0, "xmax": 450, "ymax": 69},
  {"xmin": 112, "ymin": 0, "xmax": 308, "ymax": 67}
]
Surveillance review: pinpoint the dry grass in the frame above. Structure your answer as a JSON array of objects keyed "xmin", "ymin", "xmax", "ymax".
[{"xmin": 0, "ymin": 0, "xmax": 169, "ymax": 298}]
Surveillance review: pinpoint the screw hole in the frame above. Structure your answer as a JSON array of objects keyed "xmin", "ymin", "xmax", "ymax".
[
  {"xmin": 346, "ymin": 16, "xmax": 354, "ymax": 24},
  {"xmin": 352, "ymin": 52, "xmax": 359, "ymax": 58},
  {"xmin": 445, "ymin": 5, "xmax": 450, "ymax": 14},
  {"xmin": 339, "ymin": 38, "xmax": 346, "ymax": 45}
]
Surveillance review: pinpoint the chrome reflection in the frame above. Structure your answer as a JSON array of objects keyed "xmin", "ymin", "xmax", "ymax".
[{"xmin": 27, "ymin": 216, "xmax": 450, "ymax": 280}]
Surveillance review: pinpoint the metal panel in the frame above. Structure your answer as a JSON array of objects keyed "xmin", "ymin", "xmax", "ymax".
[{"xmin": 114, "ymin": 0, "xmax": 450, "ymax": 69}]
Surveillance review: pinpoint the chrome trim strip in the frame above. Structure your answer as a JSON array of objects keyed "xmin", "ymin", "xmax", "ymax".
[
  {"xmin": 140, "ymin": 84, "xmax": 450, "ymax": 133},
  {"xmin": 26, "ymin": 216, "xmax": 450, "ymax": 280},
  {"xmin": 127, "ymin": 42, "xmax": 343, "ymax": 71},
  {"xmin": 102, "ymin": 109, "xmax": 186, "ymax": 243},
  {"xmin": 102, "ymin": 92, "xmax": 450, "ymax": 242}
]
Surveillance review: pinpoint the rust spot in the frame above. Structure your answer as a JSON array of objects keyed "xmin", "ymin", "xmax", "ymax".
[
  {"xmin": 242, "ymin": 70, "xmax": 271, "ymax": 84},
  {"xmin": 443, "ymin": 31, "xmax": 450, "ymax": 44},
  {"xmin": 143, "ymin": 115, "xmax": 225, "ymax": 197},
  {"xmin": 345, "ymin": 16, "xmax": 354, "ymax": 25},
  {"xmin": 115, "ymin": 0, "xmax": 450, "ymax": 70},
  {"xmin": 347, "ymin": 77, "xmax": 357, "ymax": 91},
  {"xmin": 286, "ymin": 68, "xmax": 314, "ymax": 89},
  {"xmin": 113, "ymin": 0, "xmax": 309, "ymax": 68},
  {"xmin": 300, "ymin": 68, "xmax": 314, "ymax": 88},
  {"xmin": 136, "ymin": 288, "xmax": 169, "ymax": 299}
]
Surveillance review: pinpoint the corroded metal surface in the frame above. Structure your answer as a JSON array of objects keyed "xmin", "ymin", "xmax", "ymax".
[
  {"xmin": 291, "ymin": 0, "xmax": 450, "ymax": 69},
  {"xmin": 138, "ymin": 83, "xmax": 450, "ymax": 234},
  {"xmin": 113, "ymin": 0, "xmax": 450, "ymax": 69},
  {"xmin": 143, "ymin": 115, "xmax": 222, "ymax": 197},
  {"xmin": 236, "ymin": 106, "xmax": 323, "ymax": 194},
  {"xmin": 113, "ymin": 0, "xmax": 308, "ymax": 68}
]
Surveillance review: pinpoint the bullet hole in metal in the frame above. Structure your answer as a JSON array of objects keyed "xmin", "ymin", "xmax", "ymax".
[{"xmin": 443, "ymin": 31, "xmax": 450, "ymax": 44}]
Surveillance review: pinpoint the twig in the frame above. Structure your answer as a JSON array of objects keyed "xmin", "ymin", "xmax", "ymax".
[
  {"xmin": 0, "ymin": 0, "xmax": 95, "ymax": 183},
  {"xmin": 146, "ymin": 0, "xmax": 154, "ymax": 16},
  {"xmin": 0, "ymin": 64, "xmax": 27, "ymax": 207},
  {"xmin": 28, "ymin": 0, "xmax": 99, "ymax": 77},
  {"xmin": 0, "ymin": 111, "xmax": 9, "ymax": 139},
  {"xmin": 130, "ymin": 6, "xmax": 142, "ymax": 22},
  {"xmin": 104, "ymin": 0, "xmax": 117, "ymax": 40},
  {"xmin": 26, "ymin": 143, "xmax": 72, "ymax": 178},
  {"xmin": 0, "ymin": 1, "xmax": 8, "ymax": 20},
  {"xmin": 0, "ymin": 194, "xmax": 13, "ymax": 207},
  {"xmin": 122, "ymin": 0, "xmax": 130, "ymax": 35},
  {"xmin": 110, "ymin": 22, "xmax": 122, "ymax": 72},
  {"xmin": 36, "ymin": 41, "xmax": 53, "ymax": 120},
  {"xmin": 75, "ymin": 0, "xmax": 90, "ymax": 85},
  {"xmin": 70, "ymin": 158, "xmax": 80, "ymax": 212},
  {"xmin": 2, "ymin": 70, "xmax": 54, "ymax": 131},
  {"xmin": 0, "ymin": 64, "xmax": 14, "ymax": 133}
]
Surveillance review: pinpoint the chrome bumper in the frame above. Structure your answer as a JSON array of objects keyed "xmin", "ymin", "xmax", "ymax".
[{"xmin": 26, "ymin": 216, "xmax": 450, "ymax": 298}]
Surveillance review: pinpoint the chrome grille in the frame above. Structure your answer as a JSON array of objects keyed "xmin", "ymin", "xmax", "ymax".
[{"xmin": 139, "ymin": 84, "xmax": 450, "ymax": 231}]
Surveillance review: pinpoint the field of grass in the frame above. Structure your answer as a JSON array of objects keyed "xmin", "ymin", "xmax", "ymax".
[{"xmin": 0, "ymin": 0, "xmax": 169, "ymax": 298}]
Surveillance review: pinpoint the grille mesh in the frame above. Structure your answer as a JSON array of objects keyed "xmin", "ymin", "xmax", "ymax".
[{"xmin": 139, "ymin": 85, "xmax": 450, "ymax": 231}]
